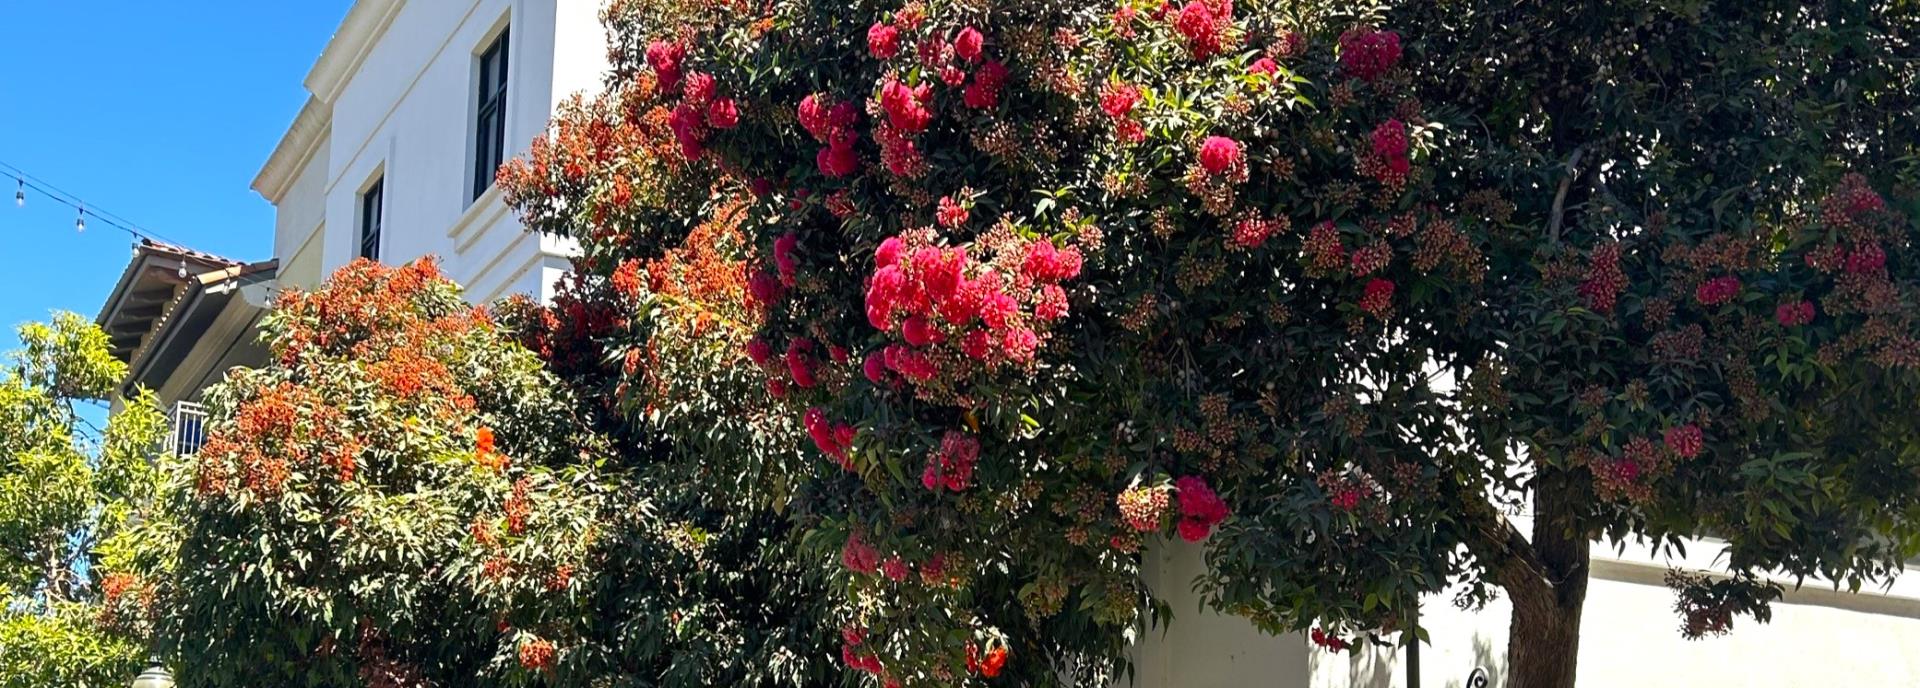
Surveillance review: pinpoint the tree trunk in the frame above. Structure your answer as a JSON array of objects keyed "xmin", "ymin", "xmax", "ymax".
[
  {"xmin": 1504, "ymin": 562, "xmax": 1588, "ymax": 688},
  {"xmin": 1501, "ymin": 472, "xmax": 1590, "ymax": 688}
]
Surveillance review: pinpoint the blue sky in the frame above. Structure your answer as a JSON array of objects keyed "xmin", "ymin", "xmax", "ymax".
[{"xmin": 0, "ymin": 1, "xmax": 352, "ymax": 353}]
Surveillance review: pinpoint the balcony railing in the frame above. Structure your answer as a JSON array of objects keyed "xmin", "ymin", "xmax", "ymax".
[{"xmin": 169, "ymin": 401, "xmax": 209, "ymax": 456}]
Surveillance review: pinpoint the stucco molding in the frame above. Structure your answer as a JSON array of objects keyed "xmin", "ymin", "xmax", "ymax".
[
  {"xmin": 250, "ymin": 96, "xmax": 331, "ymax": 203},
  {"xmin": 304, "ymin": 0, "xmax": 405, "ymax": 104}
]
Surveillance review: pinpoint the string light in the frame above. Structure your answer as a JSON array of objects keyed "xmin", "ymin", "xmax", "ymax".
[
  {"xmin": 1, "ymin": 160, "xmax": 184, "ymax": 245},
  {"xmin": 177, "ymin": 262, "xmax": 189, "ymax": 279}
]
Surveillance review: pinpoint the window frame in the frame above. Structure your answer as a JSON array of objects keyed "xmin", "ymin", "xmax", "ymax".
[
  {"xmin": 471, "ymin": 27, "xmax": 511, "ymax": 202},
  {"xmin": 358, "ymin": 175, "xmax": 384, "ymax": 261}
]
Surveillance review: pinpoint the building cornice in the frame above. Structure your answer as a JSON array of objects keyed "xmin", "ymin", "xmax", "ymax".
[
  {"xmin": 253, "ymin": 0, "xmax": 403, "ymax": 203},
  {"xmin": 250, "ymin": 96, "xmax": 330, "ymax": 203},
  {"xmin": 304, "ymin": 0, "xmax": 403, "ymax": 104}
]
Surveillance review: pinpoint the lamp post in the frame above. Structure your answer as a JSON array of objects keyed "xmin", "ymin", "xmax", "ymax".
[{"xmin": 129, "ymin": 657, "xmax": 173, "ymax": 688}]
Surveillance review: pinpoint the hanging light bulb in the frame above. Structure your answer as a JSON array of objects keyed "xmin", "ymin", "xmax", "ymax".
[
  {"xmin": 13, "ymin": 179, "xmax": 21, "ymax": 207},
  {"xmin": 75, "ymin": 206, "xmax": 86, "ymax": 233},
  {"xmin": 177, "ymin": 261, "xmax": 189, "ymax": 279}
]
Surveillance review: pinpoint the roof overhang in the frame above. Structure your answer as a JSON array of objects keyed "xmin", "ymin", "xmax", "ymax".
[
  {"xmin": 120, "ymin": 260, "xmax": 280, "ymax": 401},
  {"xmin": 96, "ymin": 240, "xmax": 246, "ymax": 362}
]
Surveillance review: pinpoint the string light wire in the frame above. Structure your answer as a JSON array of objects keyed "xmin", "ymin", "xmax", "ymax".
[{"xmin": 0, "ymin": 159, "xmax": 186, "ymax": 246}]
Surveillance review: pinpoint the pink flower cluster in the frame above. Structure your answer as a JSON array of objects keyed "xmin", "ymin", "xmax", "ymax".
[
  {"xmin": 805, "ymin": 407, "xmax": 858, "ymax": 469},
  {"xmin": 1337, "ymin": 27, "xmax": 1402, "ymax": 82},
  {"xmin": 1175, "ymin": 476, "xmax": 1230, "ymax": 542},
  {"xmin": 863, "ymin": 233, "xmax": 1082, "ymax": 394},
  {"xmin": 799, "ymin": 94, "xmax": 862, "ymax": 178},
  {"xmin": 921, "ymin": 430, "xmax": 981, "ymax": 492},
  {"xmin": 1694, "ymin": 275, "xmax": 1741, "ymax": 306}
]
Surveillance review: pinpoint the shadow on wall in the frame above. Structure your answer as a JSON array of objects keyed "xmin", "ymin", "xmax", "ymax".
[{"xmin": 1306, "ymin": 625, "xmax": 1506, "ymax": 688}]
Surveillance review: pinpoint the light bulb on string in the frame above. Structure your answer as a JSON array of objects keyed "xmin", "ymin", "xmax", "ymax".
[
  {"xmin": 177, "ymin": 262, "xmax": 189, "ymax": 279},
  {"xmin": 13, "ymin": 179, "xmax": 21, "ymax": 207},
  {"xmin": 75, "ymin": 206, "xmax": 85, "ymax": 233}
]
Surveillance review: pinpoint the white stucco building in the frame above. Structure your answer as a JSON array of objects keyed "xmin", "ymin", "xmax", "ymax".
[
  {"xmin": 251, "ymin": 0, "xmax": 608, "ymax": 298},
  {"xmin": 169, "ymin": 1, "xmax": 1920, "ymax": 686}
]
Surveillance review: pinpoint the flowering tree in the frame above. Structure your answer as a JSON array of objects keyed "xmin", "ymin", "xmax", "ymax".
[
  {"xmin": 499, "ymin": 1, "xmax": 1920, "ymax": 687},
  {"xmin": 145, "ymin": 259, "xmax": 839, "ymax": 687},
  {"xmin": 0, "ymin": 313, "xmax": 167, "ymax": 687}
]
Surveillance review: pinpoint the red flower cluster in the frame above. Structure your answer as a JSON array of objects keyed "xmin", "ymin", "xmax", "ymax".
[
  {"xmin": 805, "ymin": 407, "xmax": 858, "ymax": 469},
  {"xmin": 963, "ymin": 60, "xmax": 1009, "ymax": 109},
  {"xmin": 1845, "ymin": 243, "xmax": 1886, "ymax": 275},
  {"xmin": 921, "ymin": 430, "xmax": 981, "ymax": 492},
  {"xmin": 1310, "ymin": 627, "xmax": 1351, "ymax": 652},
  {"xmin": 841, "ymin": 532, "xmax": 881, "ymax": 574},
  {"xmin": 1578, "ymin": 242, "xmax": 1627, "ymax": 314},
  {"xmin": 1662, "ymin": 424, "xmax": 1704, "ymax": 459},
  {"xmin": 1229, "ymin": 215, "xmax": 1287, "ymax": 250},
  {"xmin": 841, "ymin": 627, "xmax": 886, "ymax": 676},
  {"xmin": 1329, "ymin": 481, "xmax": 1371, "ymax": 512},
  {"xmin": 936, "ymin": 195, "xmax": 969, "ymax": 228},
  {"xmin": 1776, "ymin": 299, "xmax": 1815, "ymax": 327},
  {"xmin": 799, "ymin": 94, "xmax": 862, "ymax": 177},
  {"xmin": 1248, "ymin": 56, "xmax": 1279, "ymax": 78},
  {"xmin": 1364, "ymin": 119, "xmax": 1413, "ymax": 186},
  {"xmin": 1694, "ymin": 275, "xmax": 1741, "ymax": 306},
  {"xmin": 863, "ymin": 232, "xmax": 1082, "ymax": 396},
  {"xmin": 1116, "ymin": 485, "xmax": 1170, "ymax": 532},
  {"xmin": 868, "ymin": 22, "xmax": 901, "ymax": 58},
  {"xmin": 1197, "ymin": 136, "xmax": 1245, "ymax": 178},
  {"xmin": 645, "ymin": 40, "xmax": 686, "ymax": 89},
  {"xmin": 517, "ymin": 637, "xmax": 556, "ymax": 670},
  {"xmin": 1304, "ymin": 221, "xmax": 1346, "ymax": 276},
  {"xmin": 1174, "ymin": 476, "xmax": 1230, "ymax": 541},
  {"xmin": 666, "ymin": 69, "xmax": 736, "ymax": 159},
  {"xmin": 1099, "ymin": 82, "xmax": 1146, "ymax": 144},
  {"xmin": 1360, "ymin": 278, "xmax": 1396, "ymax": 317},
  {"xmin": 1337, "ymin": 27, "xmax": 1402, "ymax": 82},
  {"xmin": 954, "ymin": 26, "xmax": 985, "ymax": 62},
  {"xmin": 1174, "ymin": 0, "xmax": 1235, "ymax": 60},
  {"xmin": 966, "ymin": 644, "xmax": 1008, "ymax": 678}
]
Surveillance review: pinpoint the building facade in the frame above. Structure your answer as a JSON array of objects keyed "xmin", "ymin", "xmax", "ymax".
[{"xmin": 251, "ymin": 0, "xmax": 607, "ymax": 298}]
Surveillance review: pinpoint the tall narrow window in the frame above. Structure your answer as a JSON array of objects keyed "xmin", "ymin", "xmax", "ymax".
[
  {"xmin": 473, "ymin": 28, "xmax": 511, "ymax": 201},
  {"xmin": 359, "ymin": 177, "xmax": 383, "ymax": 261}
]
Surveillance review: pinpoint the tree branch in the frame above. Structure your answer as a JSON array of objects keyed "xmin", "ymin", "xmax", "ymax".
[{"xmin": 1547, "ymin": 146, "xmax": 1587, "ymax": 245}]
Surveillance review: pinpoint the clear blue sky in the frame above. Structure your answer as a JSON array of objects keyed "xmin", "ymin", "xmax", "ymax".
[{"xmin": 0, "ymin": 1, "xmax": 353, "ymax": 353}]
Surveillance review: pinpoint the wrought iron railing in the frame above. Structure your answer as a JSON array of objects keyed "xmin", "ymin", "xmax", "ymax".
[{"xmin": 169, "ymin": 401, "xmax": 209, "ymax": 456}]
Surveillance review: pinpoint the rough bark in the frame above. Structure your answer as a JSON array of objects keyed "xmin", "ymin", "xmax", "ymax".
[{"xmin": 1497, "ymin": 471, "xmax": 1590, "ymax": 688}]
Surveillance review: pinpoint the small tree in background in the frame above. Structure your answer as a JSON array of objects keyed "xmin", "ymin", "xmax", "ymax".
[
  {"xmin": 500, "ymin": 1, "xmax": 1920, "ymax": 687},
  {"xmin": 140, "ymin": 258, "xmax": 840, "ymax": 688},
  {"xmin": 0, "ymin": 312, "xmax": 167, "ymax": 688}
]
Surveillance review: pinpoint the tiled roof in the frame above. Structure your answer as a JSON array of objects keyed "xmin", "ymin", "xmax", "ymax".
[{"xmin": 136, "ymin": 238, "xmax": 244, "ymax": 268}]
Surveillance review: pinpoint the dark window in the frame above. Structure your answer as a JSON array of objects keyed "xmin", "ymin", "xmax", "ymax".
[
  {"xmin": 473, "ymin": 28, "xmax": 510, "ymax": 201},
  {"xmin": 359, "ymin": 177, "xmax": 383, "ymax": 261}
]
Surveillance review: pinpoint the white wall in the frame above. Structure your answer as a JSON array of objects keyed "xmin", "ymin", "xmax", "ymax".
[
  {"xmin": 1132, "ymin": 539, "xmax": 1312, "ymax": 688},
  {"xmin": 272, "ymin": 0, "xmax": 603, "ymax": 301},
  {"xmin": 1309, "ymin": 544, "xmax": 1920, "ymax": 688}
]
